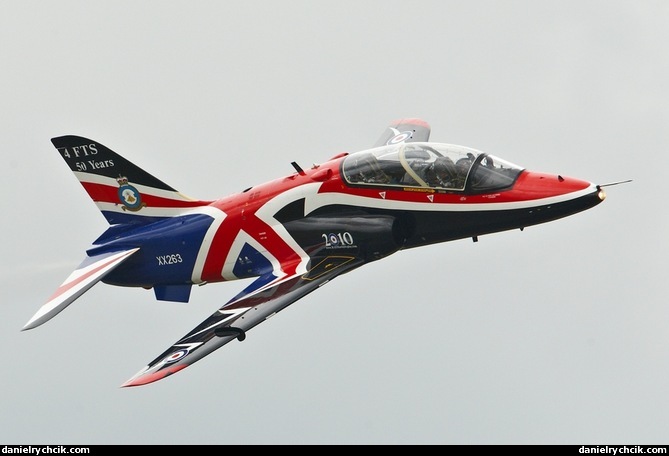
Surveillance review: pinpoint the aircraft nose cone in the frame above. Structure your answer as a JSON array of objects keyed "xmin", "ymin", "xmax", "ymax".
[
  {"xmin": 516, "ymin": 171, "xmax": 595, "ymax": 198},
  {"xmin": 597, "ymin": 186, "xmax": 607, "ymax": 201}
]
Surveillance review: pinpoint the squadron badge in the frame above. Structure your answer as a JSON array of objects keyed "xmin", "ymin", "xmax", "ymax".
[{"xmin": 116, "ymin": 176, "xmax": 146, "ymax": 211}]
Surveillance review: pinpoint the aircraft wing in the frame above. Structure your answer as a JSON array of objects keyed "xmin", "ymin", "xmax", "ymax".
[
  {"xmin": 373, "ymin": 118, "xmax": 431, "ymax": 147},
  {"xmin": 122, "ymin": 255, "xmax": 364, "ymax": 387},
  {"xmin": 23, "ymin": 248, "xmax": 140, "ymax": 330}
]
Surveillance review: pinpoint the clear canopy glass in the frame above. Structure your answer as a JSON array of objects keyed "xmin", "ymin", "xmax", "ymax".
[{"xmin": 341, "ymin": 142, "xmax": 524, "ymax": 193}]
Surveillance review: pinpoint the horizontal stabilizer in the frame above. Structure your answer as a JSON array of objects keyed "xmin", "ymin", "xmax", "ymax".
[{"xmin": 22, "ymin": 248, "xmax": 140, "ymax": 331}]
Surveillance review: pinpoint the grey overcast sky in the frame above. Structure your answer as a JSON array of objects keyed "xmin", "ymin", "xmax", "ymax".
[{"xmin": 2, "ymin": 0, "xmax": 668, "ymax": 445}]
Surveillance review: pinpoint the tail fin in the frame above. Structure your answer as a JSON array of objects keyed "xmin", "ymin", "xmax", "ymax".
[{"xmin": 51, "ymin": 136, "xmax": 212, "ymax": 225}]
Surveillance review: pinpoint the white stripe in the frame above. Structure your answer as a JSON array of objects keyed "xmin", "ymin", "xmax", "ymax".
[
  {"xmin": 94, "ymin": 202, "xmax": 201, "ymax": 218},
  {"xmin": 304, "ymin": 183, "xmax": 598, "ymax": 215},
  {"xmin": 74, "ymin": 172, "xmax": 200, "ymax": 202},
  {"xmin": 189, "ymin": 206, "xmax": 227, "ymax": 283},
  {"xmin": 254, "ymin": 185, "xmax": 313, "ymax": 275}
]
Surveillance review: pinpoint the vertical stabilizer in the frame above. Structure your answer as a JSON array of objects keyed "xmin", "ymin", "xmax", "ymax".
[{"xmin": 51, "ymin": 136, "xmax": 212, "ymax": 224}]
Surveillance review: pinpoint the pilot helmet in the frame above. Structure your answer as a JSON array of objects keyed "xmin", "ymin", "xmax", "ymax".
[{"xmin": 433, "ymin": 156, "xmax": 456, "ymax": 176}]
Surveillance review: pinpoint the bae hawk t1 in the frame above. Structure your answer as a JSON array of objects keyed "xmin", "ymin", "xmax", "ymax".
[{"xmin": 23, "ymin": 119, "xmax": 617, "ymax": 387}]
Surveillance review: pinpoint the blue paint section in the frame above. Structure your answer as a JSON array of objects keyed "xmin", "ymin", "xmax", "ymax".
[
  {"xmin": 227, "ymin": 272, "xmax": 278, "ymax": 304},
  {"xmin": 232, "ymin": 243, "xmax": 274, "ymax": 279},
  {"xmin": 99, "ymin": 214, "xmax": 214, "ymax": 287},
  {"xmin": 154, "ymin": 284, "xmax": 192, "ymax": 303},
  {"xmin": 100, "ymin": 210, "xmax": 169, "ymax": 226}
]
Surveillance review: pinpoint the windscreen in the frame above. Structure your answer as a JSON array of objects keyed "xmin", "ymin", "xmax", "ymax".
[{"xmin": 468, "ymin": 155, "xmax": 524, "ymax": 192}]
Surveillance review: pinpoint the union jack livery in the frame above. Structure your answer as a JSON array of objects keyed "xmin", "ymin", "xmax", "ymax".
[{"xmin": 23, "ymin": 119, "xmax": 611, "ymax": 387}]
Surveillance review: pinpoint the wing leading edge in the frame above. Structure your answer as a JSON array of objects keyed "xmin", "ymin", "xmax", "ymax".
[{"xmin": 121, "ymin": 255, "xmax": 364, "ymax": 387}]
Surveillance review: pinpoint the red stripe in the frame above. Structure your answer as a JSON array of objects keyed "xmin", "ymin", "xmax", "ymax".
[
  {"xmin": 201, "ymin": 190, "xmax": 303, "ymax": 281},
  {"xmin": 46, "ymin": 252, "xmax": 131, "ymax": 302},
  {"xmin": 122, "ymin": 365, "xmax": 187, "ymax": 387},
  {"xmin": 81, "ymin": 182, "xmax": 212, "ymax": 208},
  {"xmin": 391, "ymin": 118, "xmax": 430, "ymax": 128}
]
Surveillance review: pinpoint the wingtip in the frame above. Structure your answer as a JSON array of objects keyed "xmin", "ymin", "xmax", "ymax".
[
  {"xmin": 120, "ymin": 364, "xmax": 187, "ymax": 388},
  {"xmin": 21, "ymin": 315, "xmax": 45, "ymax": 332},
  {"xmin": 391, "ymin": 117, "xmax": 431, "ymax": 128}
]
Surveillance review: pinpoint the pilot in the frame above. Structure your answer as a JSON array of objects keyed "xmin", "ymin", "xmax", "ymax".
[
  {"xmin": 353, "ymin": 154, "xmax": 391, "ymax": 184},
  {"xmin": 426, "ymin": 156, "xmax": 457, "ymax": 188},
  {"xmin": 452, "ymin": 156, "xmax": 474, "ymax": 188}
]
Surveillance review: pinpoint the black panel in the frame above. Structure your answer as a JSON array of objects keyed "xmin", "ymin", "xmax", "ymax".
[
  {"xmin": 51, "ymin": 135, "xmax": 176, "ymax": 191},
  {"xmin": 274, "ymin": 198, "xmax": 305, "ymax": 224}
]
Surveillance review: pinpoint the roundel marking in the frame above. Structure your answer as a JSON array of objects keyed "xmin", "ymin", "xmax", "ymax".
[
  {"xmin": 164, "ymin": 349, "xmax": 189, "ymax": 364},
  {"xmin": 387, "ymin": 131, "xmax": 413, "ymax": 145}
]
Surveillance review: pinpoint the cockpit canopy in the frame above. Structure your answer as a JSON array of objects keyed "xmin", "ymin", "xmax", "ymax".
[{"xmin": 342, "ymin": 142, "xmax": 524, "ymax": 193}]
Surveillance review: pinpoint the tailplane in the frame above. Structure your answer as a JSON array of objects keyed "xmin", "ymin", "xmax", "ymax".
[
  {"xmin": 22, "ymin": 248, "xmax": 140, "ymax": 330},
  {"xmin": 51, "ymin": 136, "xmax": 212, "ymax": 225}
]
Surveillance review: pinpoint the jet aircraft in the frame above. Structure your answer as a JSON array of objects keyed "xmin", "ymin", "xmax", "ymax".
[{"xmin": 23, "ymin": 118, "xmax": 610, "ymax": 387}]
